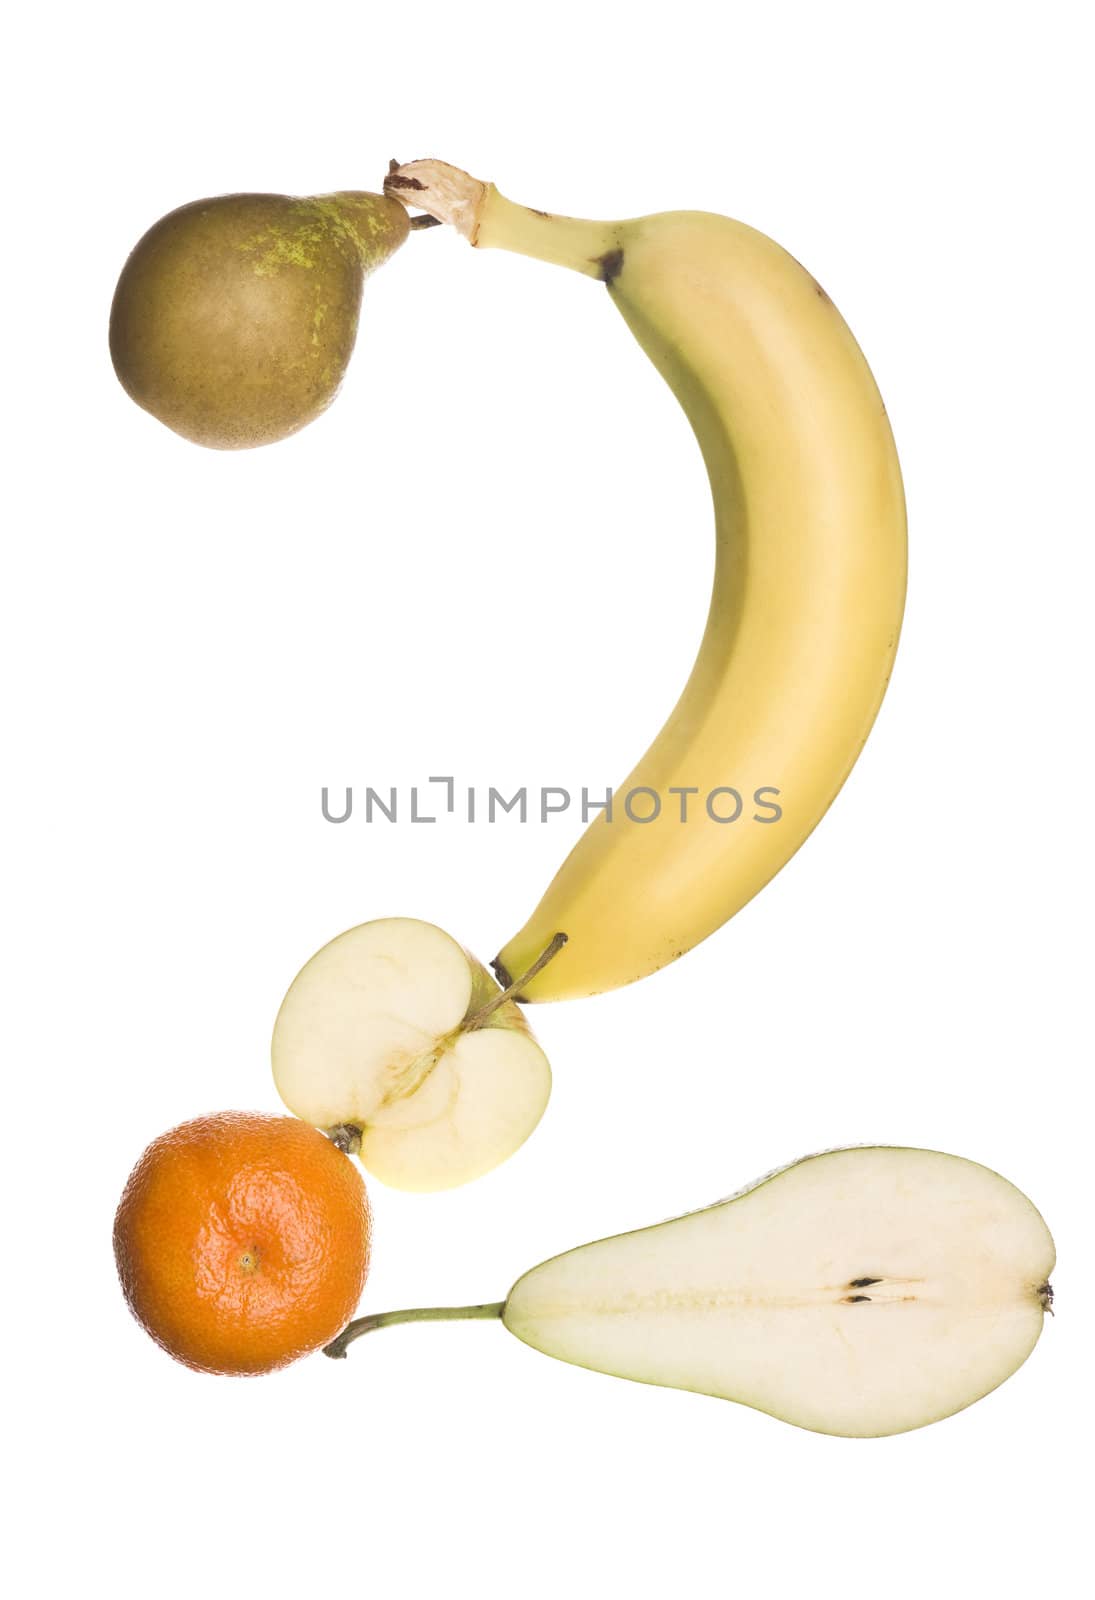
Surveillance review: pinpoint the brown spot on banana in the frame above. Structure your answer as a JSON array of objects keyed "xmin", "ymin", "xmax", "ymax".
[{"xmin": 597, "ymin": 247, "xmax": 625, "ymax": 284}]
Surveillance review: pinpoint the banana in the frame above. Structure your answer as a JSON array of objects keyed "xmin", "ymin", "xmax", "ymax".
[{"xmin": 386, "ymin": 162, "xmax": 907, "ymax": 1002}]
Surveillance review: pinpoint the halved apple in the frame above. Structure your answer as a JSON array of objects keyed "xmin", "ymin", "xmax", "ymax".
[{"xmin": 272, "ymin": 918, "xmax": 552, "ymax": 1191}]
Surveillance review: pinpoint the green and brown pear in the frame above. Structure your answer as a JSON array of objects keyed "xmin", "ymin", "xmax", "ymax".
[{"xmin": 109, "ymin": 191, "xmax": 410, "ymax": 448}]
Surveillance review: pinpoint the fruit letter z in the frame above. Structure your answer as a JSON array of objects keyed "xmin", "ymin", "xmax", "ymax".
[
  {"xmin": 324, "ymin": 1146, "xmax": 1055, "ymax": 1439},
  {"xmin": 383, "ymin": 160, "xmax": 908, "ymax": 1002}
]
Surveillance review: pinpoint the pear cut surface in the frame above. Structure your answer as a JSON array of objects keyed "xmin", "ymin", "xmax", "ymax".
[{"xmin": 503, "ymin": 1146, "xmax": 1054, "ymax": 1436}]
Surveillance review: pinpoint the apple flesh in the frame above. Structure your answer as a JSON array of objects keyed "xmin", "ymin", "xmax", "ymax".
[{"xmin": 271, "ymin": 918, "xmax": 551, "ymax": 1191}]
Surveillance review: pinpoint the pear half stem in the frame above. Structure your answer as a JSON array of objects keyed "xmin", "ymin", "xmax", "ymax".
[
  {"xmin": 462, "ymin": 933, "xmax": 568, "ymax": 1030},
  {"xmin": 324, "ymin": 1301, "xmax": 504, "ymax": 1359}
]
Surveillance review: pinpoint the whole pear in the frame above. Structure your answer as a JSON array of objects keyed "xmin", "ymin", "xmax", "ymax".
[{"xmin": 109, "ymin": 191, "xmax": 410, "ymax": 448}]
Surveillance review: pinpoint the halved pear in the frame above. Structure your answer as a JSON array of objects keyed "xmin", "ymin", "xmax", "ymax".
[
  {"xmin": 503, "ymin": 1146, "xmax": 1055, "ymax": 1436},
  {"xmin": 272, "ymin": 918, "xmax": 551, "ymax": 1191}
]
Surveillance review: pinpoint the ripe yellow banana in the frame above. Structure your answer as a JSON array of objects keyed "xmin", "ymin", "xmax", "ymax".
[{"xmin": 387, "ymin": 162, "xmax": 907, "ymax": 1002}]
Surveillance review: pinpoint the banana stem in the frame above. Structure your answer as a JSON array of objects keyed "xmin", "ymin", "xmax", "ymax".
[
  {"xmin": 324, "ymin": 1301, "xmax": 504, "ymax": 1359},
  {"xmin": 463, "ymin": 933, "xmax": 567, "ymax": 1027},
  {"xmin": 383, "ymin": 159, "xmax": 621, "ymax": 279}
]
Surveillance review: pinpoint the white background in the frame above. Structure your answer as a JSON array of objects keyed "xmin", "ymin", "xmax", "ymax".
[{"xmin": 4, "ymin": 2, "xmax": 1091, "ymax": 1595}]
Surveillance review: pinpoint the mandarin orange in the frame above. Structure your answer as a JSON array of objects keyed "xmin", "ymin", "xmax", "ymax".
[{"xmin": 114, "ymin": 1111, "xmax": 370, "ymax": 1374}]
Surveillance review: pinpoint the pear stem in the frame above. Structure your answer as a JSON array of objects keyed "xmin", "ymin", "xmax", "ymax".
[
  {"xmin": 324, "ymin": 1301, "xmax": 505, "ymax": 1359},
  {"xmin": 462, "ymin": 933, "xmax": 568, "ymax": 1029}
]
